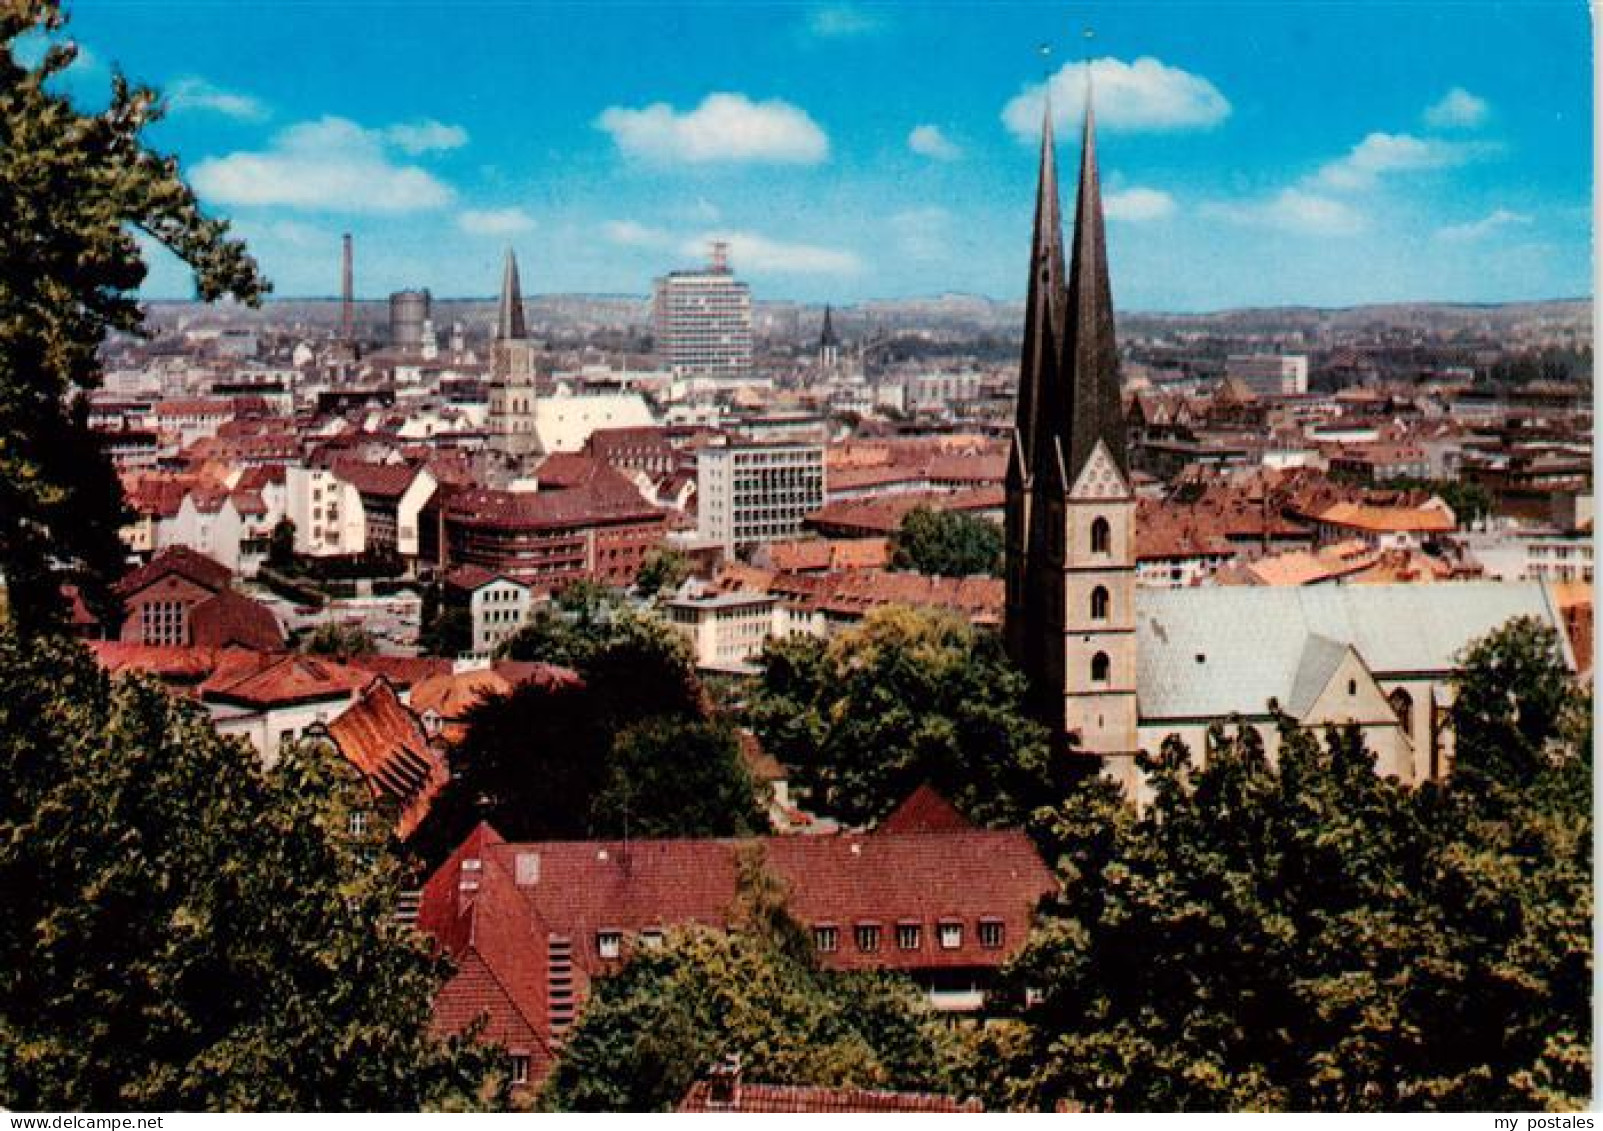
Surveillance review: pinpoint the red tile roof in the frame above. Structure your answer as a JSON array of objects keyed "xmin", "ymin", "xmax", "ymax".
[
  {"xmin": 116, "ymin": 546, "xmax": 233, "ymax": 597},
  {"xmin": 202, "ymin": 654, "xmax": 372, "ymax": 709},
  {"xmin": 189, "ymin": 589, "xmax": 286, "ymax": 651},
  {"xmin": 416, "ymin": 811, "xmax": 1057, "ymax": 1084},
  {"xmin": 325, "ymin": 679, "xmax": 446, "ymax": 839},
  {"xmin": 806, "ymin": 488, "xmax": 1003, "ymax": 538},
  {"xmin": 332, "ymin": 459, "xmax": 422, "ymax": 500},
  {"xmin": 441, "ymin": 466, "xmax": 663, "ymax": 532},
  {"xmin": 877, "ymin": 785, "xmax": 973, "ymax": 835},
  {"xmin": 678, "ymin": 1080, "xmax": 982, "ymax": 1113}
]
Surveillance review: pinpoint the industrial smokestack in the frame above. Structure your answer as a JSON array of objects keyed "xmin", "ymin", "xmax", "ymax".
[{"xmin": 340, "ymin": 233, "xmax": 354, "ymax": 343}]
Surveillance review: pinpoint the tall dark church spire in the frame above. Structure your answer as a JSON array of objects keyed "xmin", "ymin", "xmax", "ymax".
[
  {"xmin": 1004, "ymin": 93, "xmax": 1067, "ymax": 670},
  {"xmin": 496, "ymin": 248, "xmax": 527, "ymax": 341},
  {"xmin": 1056, "ymin": 89, "xmax": 1128, "ymax": 488},
  {"xmin": 1012, "ymin": 93, "xmax": 1068, "ymax": 484}
]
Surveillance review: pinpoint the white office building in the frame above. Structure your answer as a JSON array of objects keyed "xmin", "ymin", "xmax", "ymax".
[{"xmin": 697, "ymin": 442, "xmax": 825, "ymax": 555}]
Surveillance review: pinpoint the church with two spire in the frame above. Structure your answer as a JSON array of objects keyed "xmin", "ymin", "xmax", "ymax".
[
  {"xmin": 1004, "ymin": 92, "xmax": 1139, "ymax": 774},
  {"xmin": 1001, "ymin": 91, "xmax": 1571, "ymax": 792}
]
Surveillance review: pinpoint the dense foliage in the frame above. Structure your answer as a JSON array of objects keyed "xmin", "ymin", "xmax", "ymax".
[
  {"xmin": 991, "ymin": 617, "xmax": 1590, "ymax": 1112},
  {"xmin": 542, "ymin": 851, "xmax": 969, "ymax": 1111},
  {"xmin": 0, "ymin": 628, "xmax": 505, "ymax": 1110},
  {"xmin": 890, "ymin": 506, "xmax": 1003, "ymax": 577},
  {"xmin": 635, "ymin": 547, "xmax": 693, "ymax": 597},
  {"xmin": 0, "ymin": 1, "xmax": 266, "ymax": 632},
  {"xmin": 744, "ymin": 605, "xmax": 1062, "ymax": 827},
  {"xmin": 299, "ymin": 620, "xmax": 378, "ymax": 657},
  {"xmin": 414, "ymin": 597, "xmax": 760, "ymax": 862}
]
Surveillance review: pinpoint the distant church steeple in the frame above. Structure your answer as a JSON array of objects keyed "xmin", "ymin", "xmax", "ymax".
[
  {"xmin": 497, "ymin": 248, "xmax": 528, "ymax": 341},
  {"xmin": 1004, "ymin": 77, "xmax": 1138, "ymax": 774},
  {"xmin": 819, "ymin": 305, "xmax": 841, "ymax": 372}
]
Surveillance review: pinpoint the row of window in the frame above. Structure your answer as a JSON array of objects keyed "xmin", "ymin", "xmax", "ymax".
[{"xmin": 813, "ymin": 919, "xmax": 1004, "ymax": 955}]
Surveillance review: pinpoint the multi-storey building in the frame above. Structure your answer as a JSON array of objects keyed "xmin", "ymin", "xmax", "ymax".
[
  {"xmin": 652, "ymin": 242, "xmax": 753, "ymax": 380},
  {"xmin": 697, "ymin": 442, "xmax": 825, "ymax": 555},
  {"xmin": 422, "ymin": 460, "xmax": 668, "ymax": 591},
  {"xmin": 1224, "ymin": 353, "xmax": 1309, "ymax": 397}
]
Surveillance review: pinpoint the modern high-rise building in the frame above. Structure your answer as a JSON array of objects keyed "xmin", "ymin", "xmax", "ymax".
[
  {"xmin": 697, "ymin": 442, "xmax": 825, "ymax": 554},
  {"xmin": 652, "ymin": 242, "xmax": 753, "ymax": 380}
]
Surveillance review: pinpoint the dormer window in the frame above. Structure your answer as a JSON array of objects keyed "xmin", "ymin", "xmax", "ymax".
[
  {"xmin": 938, "ymin": 921, "xmax": 963, "ymax": 950},
  {"xmin": 640, "ymin": 929, "xmax": 665, "ymax": 950},
  {"xmin": 979, "ymin": 919, "xmax": 1005, "ymax": 950},
  {"xmin": 510, "ymin": 1054, "xmax": 530, "ymax": 1085},
  {"xmin": 813, "ymin": 925, "xmax": 839, "ymax": 953},
  {"xmin": 597, "ymin": 930, "xmax": 622, "ymax": 960},
  {"xmin": 347, "ymin": 811, "xmax": 368, "ymax": 837},
  {"xmin": 854, "ymin": 923, "xmax": 881, "ymax": 953},
  {"xmin": 895, "ymin": 922, "xmax": 922, "ymax": 951}
]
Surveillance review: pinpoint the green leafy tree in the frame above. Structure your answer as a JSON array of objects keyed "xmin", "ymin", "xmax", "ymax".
[
  {"xmin": 1, "ymin": 2, "xmax": 266, "ymax": 633},
  {"xmin": 635, "ymin": 547, "xmax": 693, "ymax": 597},
  {"xmin": 416, "ymin": 582, "xmax": 472, "ymax": 658},
  {"xmin": 266, "ymin": 517, "xmax": 296, "ymax": 573},
  {"xmin": 300, "ymin": 620, "xmax": 377, "ymax": 657},
  {"xmin": 541, "ymin": 856, "xmax": 968, "ymax": 1111},
  {"xmin": 0, "ymin": 628, "xmax": 505, "ymax": 1110},
  {"xmin": 744, "ymin": 606, "xmax": 1061, "ymax": 827},
  {"xmin": 590, "ymin": 718, "xmax": 766, "ymax": 838},
  {"xmin": 890, "ymin": 506, "xmax": 1003, "ymax": 578},
  {"xmin": 996, "ymin": 614, "xmax": 1591, "ymax": 1113}
]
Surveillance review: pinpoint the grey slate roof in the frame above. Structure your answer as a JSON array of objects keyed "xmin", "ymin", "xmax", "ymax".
[{"xmin": 1135, "ymin": 581, "xmax": 1570, "ymax": 721}]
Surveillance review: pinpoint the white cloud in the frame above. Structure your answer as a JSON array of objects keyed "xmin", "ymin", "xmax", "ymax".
[
  {"xmin": 1436, "ymin": 208, "xmax": 1532, "ymax": 242},
  {"xmin": 890, "ymin": 206, "xmax": 950, "ymax": 260},
  {"xmin": 1210, "ymin": 188, "xmax": 1365, "ymax": 236},
  {"xmin": 605, "ymin": 220, "xmax": 860, "ymax": 274},
  {"xmin": 167, "ymin": 76, "xmax": 268, "ymax": 120},
  {"xmin": 1314, "ymin": 131, "xmax": 1484, "ymax": 192},
  {"xmin": 803, "ymin": 3, "xmax": 885, "ymax": 38},
  {"xmin": 596, "ymin": 93, "xmax": 829, "ymax": 165},
  {"xmin": 1003, "ymin": 56, "xmax": 1230, "ymax": 139},
  {"xmin": 382, "ymin": 119, "xmax": 469, "ymax": 154},
  {"xmin": 907, "ymin": 124, "xmax": 961, "ymax": 161},
  {"xmin": 604, "ymin": 219, "xmax": 674, "ymax": 249},
  {"xmin": 457, "ymin": 207, "xmax": 535, "ymax": 236},
  {"xmin": 1424, "ymin": 87, "xmax": 1490, "ymax": 130},
  {"xmin": 1104, "ymin": 186, "xmax": 1176, "ymax": 222},
  {"xmin": 190, "ymin": 117, "xmax": 455, "ymax": 213},
  {"xmin": 690, "ymin": 231, "xmax": 860, "ymax": 274}
]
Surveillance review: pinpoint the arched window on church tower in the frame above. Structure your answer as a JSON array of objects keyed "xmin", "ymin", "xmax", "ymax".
[
  {"xmin": 1091, "ymin": 651, "xmax": 1110, "ymax": 685},
  {"xmin": 1090, "ymin": 586, "xmax": 1110, "ymax": 621},
  {"xmin": 1090, "ymin": 517, "xmax": 1110, "ymax": 555},
  {"xmin": 1389, "ymin": 687, "xmax": 1414, "ymax": 738}
]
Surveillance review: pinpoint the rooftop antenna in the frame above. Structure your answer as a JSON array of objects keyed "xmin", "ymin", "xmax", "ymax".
[{"xmin": 709, "ymin": 239, "xmax": 729, "ymax": 273}]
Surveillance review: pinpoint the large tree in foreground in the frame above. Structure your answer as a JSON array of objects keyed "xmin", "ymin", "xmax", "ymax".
[
  {"xmin": 0, "ymin": 629, "xmax": 505, "ymax": 1110},
  {"xmin": 994, "ymin": 617, "xmax": 1590, "ymax": 1112},
  {"xmin": 0, "ymin": 1, "xmax": 266, "ymax": 632},
  {"xmin": 542, "ymin": 852, "xmax": 969, "ymax": 1111},
  {"xmin": 744, "ymin": 605, "xmax": 1062, "ymax": 827}
]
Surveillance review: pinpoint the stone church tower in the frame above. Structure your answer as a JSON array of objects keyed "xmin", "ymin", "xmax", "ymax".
[
  {"xmin": 1004, "ymin": 92, "xmax": 1138, "ymax": 772},
  {"xmin": 487, "ymin": 248, "xmax": 540, "ymax": 468}
]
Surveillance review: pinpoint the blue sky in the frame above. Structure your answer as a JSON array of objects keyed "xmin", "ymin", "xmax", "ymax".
[{"xmin": 22, "ymin": 1, "xmax": 1593, "ymax": 310}]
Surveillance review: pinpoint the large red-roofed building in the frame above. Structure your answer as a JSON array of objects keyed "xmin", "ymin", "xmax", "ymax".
[{"xmin": 415, "ymin": 794, "xmax": 1056, "ymax": 1089}]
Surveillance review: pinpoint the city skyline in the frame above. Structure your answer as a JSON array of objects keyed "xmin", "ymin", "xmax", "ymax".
[{"xmin": 21, "ymin": 1, "xmax": 1591, "ymax": 310}]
